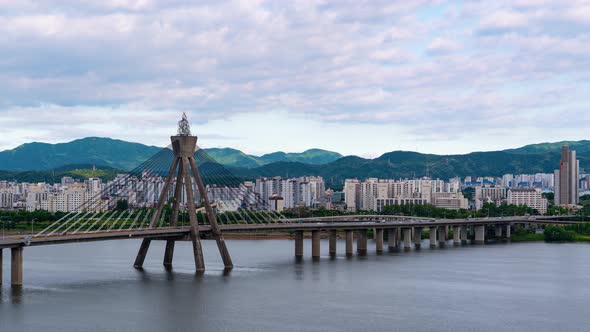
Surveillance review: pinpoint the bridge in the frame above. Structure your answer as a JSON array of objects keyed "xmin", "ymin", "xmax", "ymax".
[{"xmin": 0, "ymin": 114, "xmax": 578, "ymax": 287}]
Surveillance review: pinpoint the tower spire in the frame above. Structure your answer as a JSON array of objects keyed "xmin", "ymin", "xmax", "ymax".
[{"xmin": 177, "ymin": 112, "xmax": 192, "ymax": 136}]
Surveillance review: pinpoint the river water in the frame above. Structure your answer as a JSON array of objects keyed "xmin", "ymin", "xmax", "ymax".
[{"xmin": 1, "ymin": 239, "xmax": 589, "ymax": 331}]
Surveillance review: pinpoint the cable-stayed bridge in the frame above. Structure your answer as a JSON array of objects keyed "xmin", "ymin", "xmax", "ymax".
[{"xmin": 0, "ymin": 114, "xmax": 578, "ymax": 287}]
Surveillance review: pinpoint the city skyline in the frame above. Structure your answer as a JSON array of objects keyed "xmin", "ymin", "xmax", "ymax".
[{"xmin": 1, "ymin": 1, "xmax": 589, "ymax": 156}]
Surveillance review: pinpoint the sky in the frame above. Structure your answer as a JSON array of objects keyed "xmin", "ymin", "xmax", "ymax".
[{"xmin": 0, "ymin": 0, "xmax": 589, "ymax": 158}]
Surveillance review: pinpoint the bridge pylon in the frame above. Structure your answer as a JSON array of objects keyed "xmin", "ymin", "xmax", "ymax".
[{"xmin": 133, "ymin": 113, "xmax": 233, "ymax": 272}]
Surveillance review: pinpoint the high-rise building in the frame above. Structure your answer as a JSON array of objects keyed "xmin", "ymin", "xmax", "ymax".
[
  {"xmin": 554, "ymin": 146, "xmax": 579, "ymax": 206},
  {"xmin": 343, "ymin": 179, "xmax": 361, "ymax": 212}
]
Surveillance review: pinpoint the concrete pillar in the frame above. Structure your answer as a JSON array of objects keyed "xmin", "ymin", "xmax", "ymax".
[
  {"xmin": 346, "ymin": 230, "xmax": 354, "ymax": 257},
  {"xmin": 461, "ymin": 225, "xmax": 468, "ymax": 245},
  {"xmin": 357, "ymin": 230, "xmax": 367, "ymax": 256},
  {"xmin": 0, "ymin": 248, "xmax": 3, "ymax": 286},
  {"xmin": 396, "ymin": 228, "xmax": 402, "ymax": 249},
  {"xmin": 429, "ymin": 226, "xmax": 437, "ymax": 248},
  {"xmin": 329, "ymin": 230, "xmax": 337, "ymax": 257},
  {"xmin": 388, "ymin": 228, "xmax": 397, "ymax": 252},
  {"xmin": 495, "ymin": 225, "xmax": 503, "ymax": 237},
  {"xmin": 133, "ymin": 238, "xmax": 151, "ymax": 268},
  {"xmin": 163, "ymin": 240, "xmax": 175, "ymax": 270},
  {"xmin": 475, "ymin": 225, "xmax": 485, "ymax": 244},
  {"xmin": 11, "ymin": 247, "xmax": 23, "ymax": 287},
  {"xmin": 375, "ymin": 229, "xmax": 384, "ymax": 255},
  {"xmin": 453, "ymin": 226, "xmax": 461, "ymax": 246},
  {"xmin": 445, "ymin": 225, "xmax": 450, "ymax": 240},
  {"xmin": 295, "ymin": 231, "xmax": 304, "ymax": 259},
  {"xmin": 506, "ymin": 224, "xmax": 511, "ymax": 239},
  {"xmin": 311, "ymin": 230, "xmax": 320, "ymax": 260},
  {"xmin": 438, "ymin": 226, "xmax": 446, "ymax": 247},
  {"xmin": 403, "ymin": 228, "xmax": 412, "ymax": 251},
  {"xmin": 414, "ymin": 227, "xmax": 423, "ymax": 249}
]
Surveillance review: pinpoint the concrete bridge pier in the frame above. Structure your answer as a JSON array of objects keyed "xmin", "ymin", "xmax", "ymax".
[
  {"xmin": 414, "ymin": 227, "xmax": 423, "ymax": 249},
  {"xmin": 375, "ymin": 229, "xmax": 384, "ymax": 255},
  {"xmin": 388, "ymin": 228, "xmax": 397, "ymax": 252},
  {"xmin": 429, "ymin": 226, "xmax": 437, "ymax": 248},
  {"xmin": 475, "ymin": 225, "xmax": 485, "ymax": 244},
  {"xmin": 506, "ymin": 224, "xmax": 511, "ymax": 239},
  {"xmin": 461, "ymin": 226, "xmax": 468, "ymax": 244},
  {"xmin": 11, "ymin": 247, "xmax": 23, "ymax": 287},
  {"xmin": 445, "ymin": 225, "xmax": 450, "ymax": 240},
  {"xmin": 329, "ymin": 230, "xmax": 337, "ymax": 257},
  {"xmin": 453, "ymin": 226, "xmax": 461, "ymax": 246},
  {"xmin": 311, "ymin": 230, "xmax": 320, "ymax": 260},
  {"xmin": 495, "ymin": 225, "xmax": 503, "ymax": 238},
  {"xmin": 295, "ymin": 231, "xmax": 304, "ymax": 260},
  {"xmin": 346, "ymin": 230, "xmax": 354, "ymax": 257},
  {"xmin": 357, "ymin": 230, "xmax": 368, "ymax": 256},
  {"xmin": 403, "ymin": 228, "xmax": 412, "ymax": 251},
  {"xmin": 438, "ymin": 227, "xmax": 446, "ymax": 248}
]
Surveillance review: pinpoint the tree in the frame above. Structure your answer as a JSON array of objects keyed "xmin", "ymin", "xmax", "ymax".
[
  {"xmin": 115, "ymin": 199, "xmax": 129, "ymax": 212},
  {"xmin": 544, "ymin": 225, "xmax": 575, "ymax": 242}
]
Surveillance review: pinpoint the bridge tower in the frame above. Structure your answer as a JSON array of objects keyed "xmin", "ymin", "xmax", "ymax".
[{"xmin": 133, "ymin": 113, "xmax": 233, "ymax": 272}]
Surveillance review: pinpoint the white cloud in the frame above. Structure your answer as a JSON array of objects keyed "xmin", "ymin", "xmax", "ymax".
[{"xmin": 0, "ymin": 0, "xmax": 588, "ymax": 156}]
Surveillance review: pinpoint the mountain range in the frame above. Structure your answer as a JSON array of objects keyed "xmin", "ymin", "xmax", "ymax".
[
  {"xmin": 0, "ymin": 137, "xmax": 342, "ymax": 171},
  {"xmin": 0, "ymin": 137, "xmax": 588, "ymax": 189}
]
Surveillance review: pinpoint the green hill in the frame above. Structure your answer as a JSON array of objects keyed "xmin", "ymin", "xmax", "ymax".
[
  {"xmin": 0, "ymin": 137, "xmax": 162, "ymax": 171},
  {"xmin": 0, "ymin": 164, "xmax": 121, "ymax": 183},
  {"xmin": 1, "ymin": 138, "xmax": 589, "ymax": 189},
  {"xmin": 504, "ymin": 140, "xmax": 590, "ymax": 154},
  {"xmin": 204, "ymin": 148, "xmax": 262, "ymax": 168},
  {"xmin": 0, "ymin": 138, "xmax": 343, "ymax": 171},
  {"xmin": 231, "ymin": 146, "xmax": 590, "ymax": 189}
]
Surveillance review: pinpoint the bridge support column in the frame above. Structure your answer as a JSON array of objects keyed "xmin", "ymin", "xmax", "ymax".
[
  {"xmin": 311, "ymin": 230, "xmax": 320, "ymax": 260},
  {"xmin": 453, "ymin": 226, "xmax": 460, "ymax": 246},
  {"xmin": 388, "ymin": 228, "xmax": 397, "ymax": 252},
  {"xmin": 414, "ymin": 227, "xmax": 423, "ymax": 249},
  {"xmin": 11, "ymin": 247, "xmax": 23, "ymax": 287},
  {"xmin": 438, "ymin": 227, "xmax": 446, "ymax": 248},
  {"xmin": 375, "ymin": 229, "xmax": 384, "ymax": 255},
  {"xmin": 445, "ymin": 225, "xmax": 449, "ymax": 240},
  {"xmin": 134, "ymin": 239, "xmax": 152, "ymax": 268},
  {"xmin": 0, "ymin": 248, "xmax": 3, "ymax": 286},
  {"xmin": 163, "ymin": 240, "xmax": 175, "ymax": 270},
  {"xmin": 329, "ymin": 230, "xmax": 337, "ymax": 257},
  {"xmin": 295, "ymin": 231, "xmax": 304, "ymax": 259},
  {"xmin": 461, "ymin": 226, "xmax": 468, "ymax": 245},
  {"xmin": 345, "ymin": 230, "xmax": 353, "ymax": 257},
  {"xmin": 506, "ymin": 224, "xmax": 511, "ymax": 239},
  {"xmin": 357, "ymin": 230, "xmax": 367, "ymax": 256},
  {"xmin": 403, "ymin": 228, "xmax": 412, "ymax": 251},
  {"xmin": 429, "ymin": 227, "xmax": 437, "ymax": 248},
  {"xmin": 495, "ymin": 225, "xmax": 503, "ymax": 237},
  {"xmin": 475, "ymin": 225, "xmax": 485, "ymax": 244}
]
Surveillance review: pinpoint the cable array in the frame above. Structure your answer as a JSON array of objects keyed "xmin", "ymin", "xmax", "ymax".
[{"xmin": 33, "ymin": 143, "xmax": 286, "ymax": 238}]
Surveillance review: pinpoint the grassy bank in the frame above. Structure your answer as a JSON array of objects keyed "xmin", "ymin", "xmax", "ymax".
[{"xmin": 510, "ymin": 233, "xmax": 544, "ymax": 242}]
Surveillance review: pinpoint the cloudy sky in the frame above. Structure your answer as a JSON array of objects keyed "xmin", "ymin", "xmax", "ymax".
[{"xmin": 1, "ymin": 0, "xmax": 589, "ymax": 157}]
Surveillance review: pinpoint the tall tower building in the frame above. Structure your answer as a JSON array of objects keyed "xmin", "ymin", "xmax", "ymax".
[{"xmin": 554, "ymin": 146, "xmax": 579, "ymax": 206}]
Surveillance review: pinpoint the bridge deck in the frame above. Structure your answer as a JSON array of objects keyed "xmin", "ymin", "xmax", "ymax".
[{"xmin": 0, "ymin": 216, "xmax": 578, "ymax": 249}]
